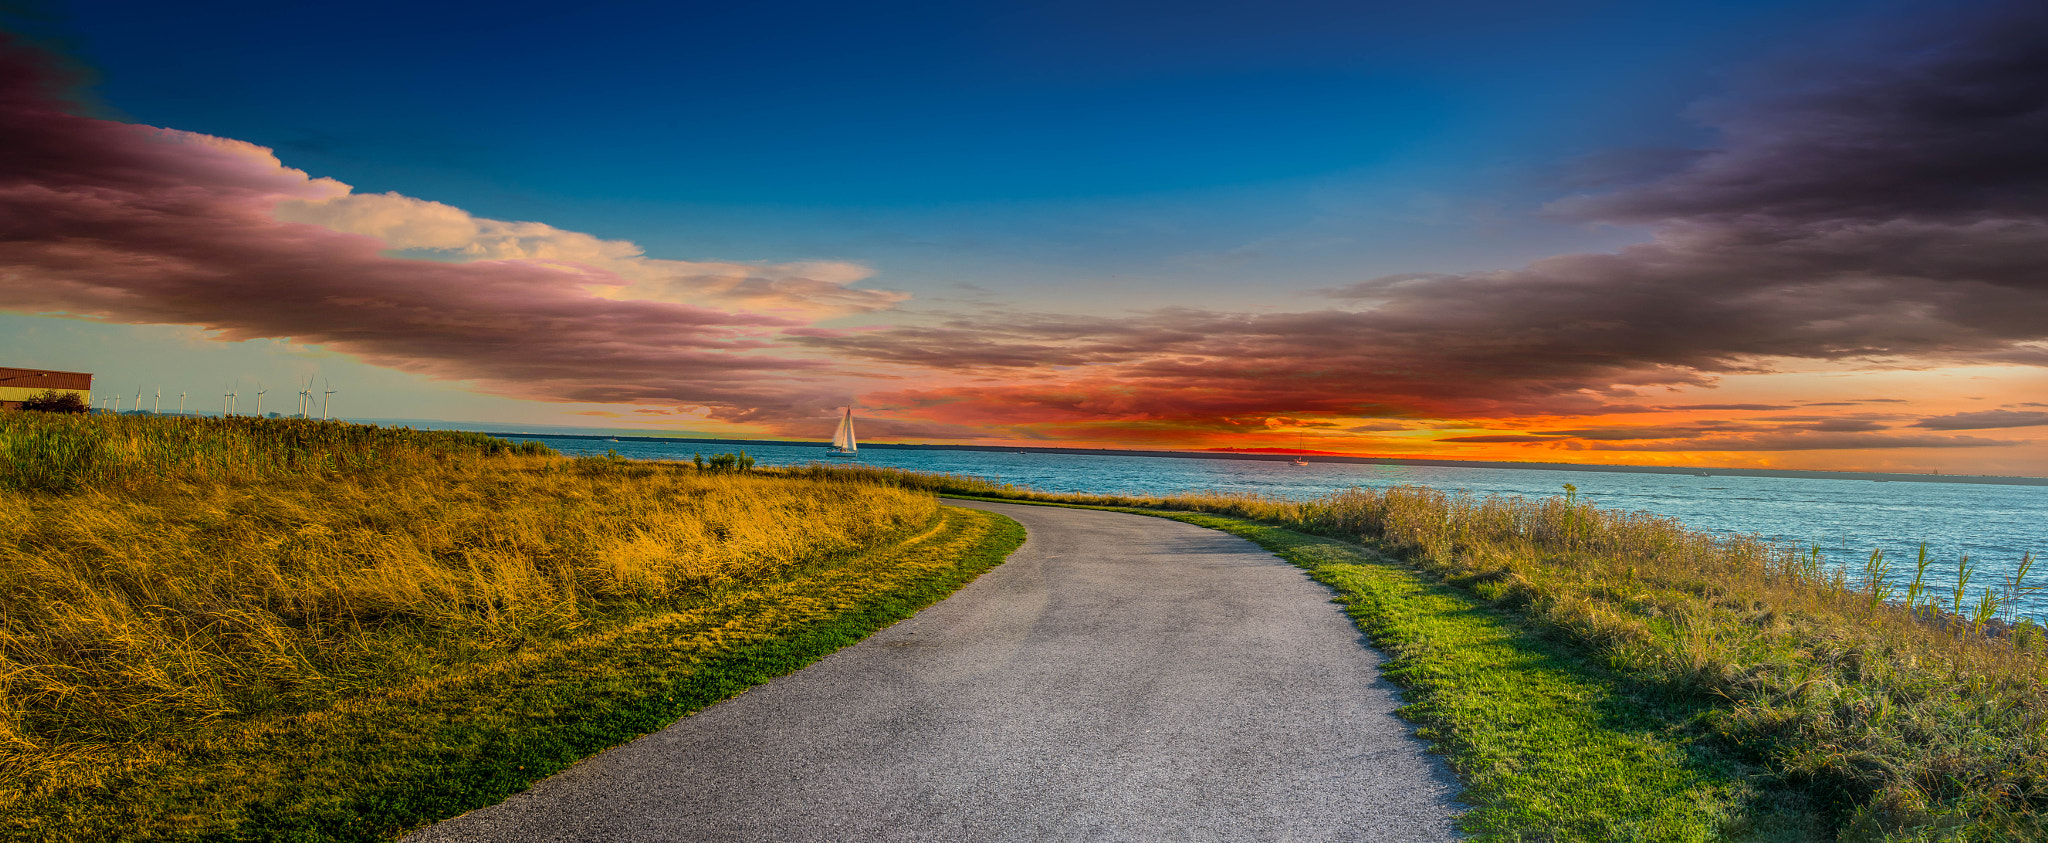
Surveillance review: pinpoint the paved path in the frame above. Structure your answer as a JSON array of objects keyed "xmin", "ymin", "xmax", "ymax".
[{"xmin": 406, "ymin": 500, "xmax": 1462, "ymax": 842}]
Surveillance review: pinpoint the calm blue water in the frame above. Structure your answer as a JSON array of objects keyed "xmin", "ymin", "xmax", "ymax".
[{"xmin": 508, "ymin": 435, "xmax": 2048, "ymax": 619}]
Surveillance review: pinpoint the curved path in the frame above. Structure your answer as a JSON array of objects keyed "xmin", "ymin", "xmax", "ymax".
[{"xmin": 407, "ymin": 500, "xmax": 1462, "ymax": 842}]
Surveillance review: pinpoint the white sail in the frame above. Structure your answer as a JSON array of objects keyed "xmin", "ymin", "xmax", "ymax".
[{"xmin": 830, "ymin": 406, "xmax": 857, "ymax": 452}]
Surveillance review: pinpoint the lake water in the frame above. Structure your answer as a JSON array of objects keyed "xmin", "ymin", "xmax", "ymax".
[{"xmin": 506, "ymin": 435, "xmax": 2048, "ymax": 620}]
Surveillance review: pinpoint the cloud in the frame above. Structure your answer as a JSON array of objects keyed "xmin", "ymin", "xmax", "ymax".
[
  {"xmin": 805, "ymin": 305, "xmax": 1725, "ymax": 423},
  {"xmin": 1912, "ymin": 409, "xmax": 2048, "ymax": 430},
  {"xmin": 1342, "ymin": 421, "xmax": 1414, "ymax": 432},
  {"xmin": 1554, "ymin": 1, "xmax": 2048, "ymax": 224},
  {"xmin": 1440, "ymin": 423, "xmax": 2014, "ymax": 451},
  {"xmin": 1532, "ymin": 425, "xmax": 1746, "ymax": 441},
  {"xmin": 809, "ymin": 1, "xmax": 2048, "ymax": 430},
  {"xmin": 1582, "ymin": 432, "xmax": 2014, "ymax": 451},
  {"xmin": 273, "ymin": 191, "xmax": 904, "ymax": 318},
  {"xmin": 5, "ymin": 2, "xmax": 2046, "ymax": 459},
  {"xmin": 1798, "ymin": 418, "xmax": 1893, "ymax": 433},
  {"xmin": 0, "ymin": 37, "xmax": 896, "ymax": 418}
]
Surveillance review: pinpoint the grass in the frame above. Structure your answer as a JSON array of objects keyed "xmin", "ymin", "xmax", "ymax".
[
  {"xmin": 948, "ymin": 494, "xmax": 1787, "ymax": 840},
  {"xmin": 0, "ymin": 414, "xmax": 1024, "ymax": 842},
  {"xmin": 918, "ymin": 474, "xmax": 2048, "ymax": 841},
  {"xmin": 0, "ymin": 412, "xmax": 551, "ymax": 493},
  {"xmin": 11, "ymin": 416, "xmax": 2040, "ymax": 839},
  {"xmin": 1157, "ymin": 511, "xmax": 1805, "ymax": 841}
]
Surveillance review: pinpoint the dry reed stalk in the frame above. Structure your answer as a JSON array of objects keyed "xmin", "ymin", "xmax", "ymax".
[{"xmin": 1, "ymin": 418, "xmax": 936, "ymax": 769}]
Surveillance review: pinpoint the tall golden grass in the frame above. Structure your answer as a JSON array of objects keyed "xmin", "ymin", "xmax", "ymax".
[
  {"xmin": 834, "ymin": 465, "xmax": 2046, "ymax": 837},
  {"xmin": 0, "ymin": 412, "xmax": 551, "ymax": 492},
  {"xmin": 0, "ymin": 416, "xmax": 936, "ymax": 762}
]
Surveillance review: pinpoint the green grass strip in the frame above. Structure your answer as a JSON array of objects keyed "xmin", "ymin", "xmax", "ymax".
[
  {"xmin": 6, "ymin": 506, "xmax": 1023, "ymax": 843},
  {"xmin": 948, "ymin": 495, "xmax": 1805, "ymax": 842}
]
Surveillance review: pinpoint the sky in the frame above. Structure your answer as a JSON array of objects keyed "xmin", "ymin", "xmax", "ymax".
[{"xmin": 2, "ymin": 0, "xmax": 2046, "ymax": 475}]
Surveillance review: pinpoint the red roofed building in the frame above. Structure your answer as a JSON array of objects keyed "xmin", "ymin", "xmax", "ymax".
[{"xmin": 0, "ymin": 367, "xmax": 93, "ymax": 410}]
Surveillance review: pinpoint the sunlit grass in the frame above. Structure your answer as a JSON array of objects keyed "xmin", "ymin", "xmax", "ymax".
[
  {"xmin": 857, "ymin": 467, "xmax": 2048, "ymax": 840},
  {"xmin": 1156, "ymin": 512, "xmax": 1801, "ymax": 841},
  {"xmin": 0, "ymin": 412, "xmax": 551, "ymax": 492},
  {"xmin": 0, "ymin": 415, "xmax": 1022, "ymax": 842}
]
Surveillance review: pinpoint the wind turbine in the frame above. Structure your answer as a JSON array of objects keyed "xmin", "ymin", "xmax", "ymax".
[
  {"xmin": 133, "ymin": 386, "xmax": 142, "ymax": 415},
  {"xmin": 178, "ymin": 392, "xmax": 186, "ymax": 415},
  {"xmin": 154, "ymin": 387, "xmax": 161, "ymax": 415},
  {"xmin": 112, "ymin": 394, "xmax": 121, "ymax": 414},
  {"xmin": 299, "ymin": 377, "xmax": 313, "ymax": 418},
  {"xmin": 322, "ymin": 380, "xmax": 336, "ymax": 420},
  {"xmin": 255, "ymin": 383, "xmax": 267, "ymax": 417}
]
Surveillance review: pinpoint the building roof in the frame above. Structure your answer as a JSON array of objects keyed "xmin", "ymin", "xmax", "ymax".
[{"xmin": 0, "ymin": 367, "xmax": 94, "ymax": 391}]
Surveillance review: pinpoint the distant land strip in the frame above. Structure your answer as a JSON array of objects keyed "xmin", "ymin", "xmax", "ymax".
[{"xmin": 481, "ymin": 432, "xmax": 2048, "ymax": 488}]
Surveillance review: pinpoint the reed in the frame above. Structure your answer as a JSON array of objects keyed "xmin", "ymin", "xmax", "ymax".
[
  {"xmin": 0, "ymin": 416, "xmax": 937, "ymax": 776},
  {"xmin": 1863, "ymin": 548, "xmax": 1895, "ymax": 613},
  {"xmin": 2005, "ymin": 552, "xmax": 2043, "ymax": 625},
  {"xmin": 0, "ymin": 412, "xmax": 550, "ymax": 492},
  {"xmin": 1908, "ymin": 542, "xmax": 1935, "ymax": 610}
]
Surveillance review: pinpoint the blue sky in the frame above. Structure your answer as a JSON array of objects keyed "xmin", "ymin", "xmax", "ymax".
[
  {"xmin": 54, "ymin": 0, "xmax": 1871, "ymax": 297},
  {"xmin": 7, "ymin": 0, "xmax": 2047, "ymax": 473}
]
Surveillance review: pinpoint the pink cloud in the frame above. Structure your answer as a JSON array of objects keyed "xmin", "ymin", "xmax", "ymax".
[{"xmin": 0, "ymin": 40, "xmax": 857, "ymax": 415}]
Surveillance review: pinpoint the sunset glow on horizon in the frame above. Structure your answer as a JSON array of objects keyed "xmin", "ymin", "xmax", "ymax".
[{"xmin": 4, "ymin": 0, "xmax": 2046, "ymax": 475}]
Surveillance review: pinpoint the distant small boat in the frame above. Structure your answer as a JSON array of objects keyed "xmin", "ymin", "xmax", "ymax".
[
  {"xmin": 827, "ymin": 406, "xmax": 858, "ymax": 458},
  {"xmin": 606, "ymin": 438, "xmax": 620, "ymax": 442},
  {"xmin": 1289, "ymin": 432, "xmax": 1309, "ymax": 466},
  {"xmin": 1289, "ymin": 456, "xmax": 1309, "ymax": 466}
]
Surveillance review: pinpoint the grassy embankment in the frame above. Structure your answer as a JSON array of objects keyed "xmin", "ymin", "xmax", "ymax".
[
  {"xmin": 790, "ymin": 464, "xmax": 2048, "ymax": 841},
  {"xmin": 0, "ymin": 414, "xmax": 1021, "ymax": 842}
]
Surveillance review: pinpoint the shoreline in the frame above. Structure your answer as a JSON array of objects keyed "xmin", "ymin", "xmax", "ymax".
[{"xmin": 482, "ymin": 431, "xmax": 2048, "ymax": 488}]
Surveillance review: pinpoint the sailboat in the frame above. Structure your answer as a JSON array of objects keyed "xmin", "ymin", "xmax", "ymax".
[
  {"xmin": 1289, "ymin": 431, "xmax": 1309, "ymax": 466},
  {"xmin": 827, "ymin": 406, "xmax": 858, "ymax": 458}
]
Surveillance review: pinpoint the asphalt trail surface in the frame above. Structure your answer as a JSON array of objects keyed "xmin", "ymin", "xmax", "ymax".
[{"xmin": 407, "ymin": 500, "xmax": 1462, "ymax": 842}]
